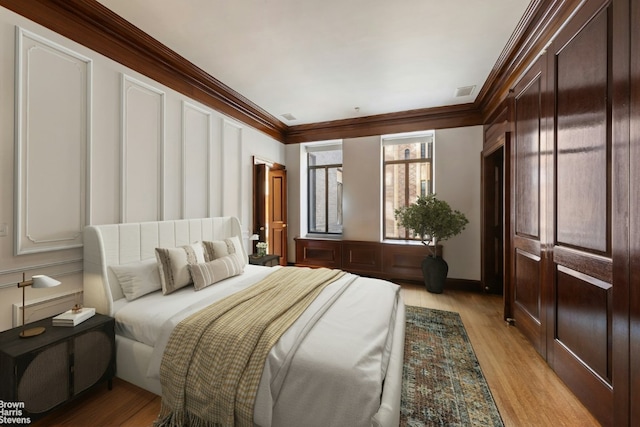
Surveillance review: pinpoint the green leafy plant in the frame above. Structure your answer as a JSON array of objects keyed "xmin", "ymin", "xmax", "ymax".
[{"xmin": 394, "ymin": 194, "xmax": 469, "ymax": 257}]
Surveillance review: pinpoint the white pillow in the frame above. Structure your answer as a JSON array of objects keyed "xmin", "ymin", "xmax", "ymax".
[
  {"xmin": 110, "ymin": 259, "xmax": 162, "ymax": 301},
  {"xmin": 189, "ymin": 252, "xmax": 245, "ymax": 291},
  {"xmin": 155, "ymin": 243, "xmax": 207, "ymax": 295}
]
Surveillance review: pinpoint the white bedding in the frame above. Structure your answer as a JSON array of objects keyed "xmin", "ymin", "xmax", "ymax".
[
  {"xmin": 83, "ymin": 218, "xmax": 404, "ymax": 427},
  {"xmin": 113, "ymin": 265, "xmax": 273, "ymax": 346},
  {"xmin": 113, "ymin": 264, "xmax": 401, "ymax": 427}
]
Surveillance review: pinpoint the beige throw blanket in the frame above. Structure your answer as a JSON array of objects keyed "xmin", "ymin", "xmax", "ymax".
[{"xmin": 155, "ymin": 267, "xmax": 346, "ymax": 427}]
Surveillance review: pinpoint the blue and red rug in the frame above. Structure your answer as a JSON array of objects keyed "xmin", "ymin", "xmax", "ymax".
[{"xmin": 401, "ymin": 306, "xmax": 503, "ymax": 427}]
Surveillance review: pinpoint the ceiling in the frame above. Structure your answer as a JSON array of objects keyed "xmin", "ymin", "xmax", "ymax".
[{"xmin": 97, "ymin": 0, "xmax": 531, "ymax": 126}]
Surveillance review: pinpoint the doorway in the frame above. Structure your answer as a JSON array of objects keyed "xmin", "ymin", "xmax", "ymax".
[
  {"xmin": 481, "ymin": 145, "xmax": 505, "ymax": 296},
  {"xmin": 253, "ymin": 158, "xmax": 288, "ymax": 266}
]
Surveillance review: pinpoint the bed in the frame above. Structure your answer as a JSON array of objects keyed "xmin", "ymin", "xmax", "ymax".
[{"xmin": 83, "ymin": 217, "xmax": 405, "ymax": 427}]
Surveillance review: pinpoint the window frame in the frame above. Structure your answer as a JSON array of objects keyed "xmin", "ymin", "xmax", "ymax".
[
  {"xmin": 382, "ymin": 133, "xmax": 434, "ymax": 241},
  {"xmin": 306, "ymin": 144, "xmax": 343, "ymax": 235}
]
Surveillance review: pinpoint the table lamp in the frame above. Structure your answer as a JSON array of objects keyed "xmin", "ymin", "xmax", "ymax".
[{"xmin": 17, "ymin": 273, "xmax": 61, "ymax": 338}]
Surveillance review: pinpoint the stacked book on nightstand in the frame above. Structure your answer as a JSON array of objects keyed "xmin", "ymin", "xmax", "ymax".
[{"xmin": 52, "ymin": 307, "xmax": 96, "ymax": 327}]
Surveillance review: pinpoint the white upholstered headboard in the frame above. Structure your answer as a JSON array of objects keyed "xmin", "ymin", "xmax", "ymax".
[{"xmin": 83, "ymin": 217, "xmax": 245, "ymax": 316}]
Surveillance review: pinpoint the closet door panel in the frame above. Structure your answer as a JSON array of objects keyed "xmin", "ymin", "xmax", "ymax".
[
  {"xmin": 548, "ymin": 1, "xmax": 613, "ymax": 424},
  {"xmin": 513, "ymin": 249, "xmax": 542, "ymax": 349},
  {"xmin": 556, "ymin": 266, "xmax": 611, "ymax": 380},
  {"xmin": 514, "ymin": 78, "xmax": 541, "ymax": 239},
  {"xmin": 555, "ymin": 9, "xmax": 609, "ymax": 252},
  {"xmin": 630, "ymin": 0, "xmax": 640, "ymax": 423},
  {"xmin": 511, "ymin": 56, "xmax": 546, "ymax": 356}
]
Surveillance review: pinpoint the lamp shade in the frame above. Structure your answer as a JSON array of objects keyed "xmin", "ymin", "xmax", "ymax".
[{"xmin": 31, "ymin": 275, "xmax": 61, "ymax": 288}]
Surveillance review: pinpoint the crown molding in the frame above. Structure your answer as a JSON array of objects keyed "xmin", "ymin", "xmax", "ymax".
[
  {"xmin": 0, "ymin": 0, "xmax": 579, "ymax": 144},
  {"xmin": 0, "ymin": 0, "xmax": 288, "ymax": 142},
  {"xmin": 477, "ymin": 0, "xmax": 585, "ymax": 122},
  {"xmin": 284, "ymin": 104, "xmax": 483, "ymax": 144}
]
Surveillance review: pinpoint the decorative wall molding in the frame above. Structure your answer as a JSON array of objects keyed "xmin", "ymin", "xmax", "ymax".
[
  {"xmin": 14, "ymin": 27, "xmax": 91, "ymax": 255},
  {"xmin": 0, "ymin": 0, "xmax": 287, "ymax": 142},
  {"xmin": 12, "ymin": 289, "xmax": 82, "ymax": 327},
  {"xmin": 221, "ymin": 119, "xmax": 243, "ymax": 219},
  {"xmin": 182, "ymin": 101, "xmax": 211, "ymax": 219},
  {"xmin": 0, "ymin": 258, "xmax": 83, "ymax": 289},
  {"xmin": 120, "ymin": 74, "xmax": 165, "ymax": 223}
]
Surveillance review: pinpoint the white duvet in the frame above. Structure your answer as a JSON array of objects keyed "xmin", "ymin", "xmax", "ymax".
[{"xmin": 113, "ymin": 265, "xmax": 401, "ymax": 427}]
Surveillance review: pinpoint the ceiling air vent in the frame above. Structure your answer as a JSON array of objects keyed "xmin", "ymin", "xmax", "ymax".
[
  {"xmin": 281, "ymin": 113, "xmax": 297, "ymax": 121},
  {"xmin": 454, "ymin": 85, "xmax": 476, "ymax": 97}
]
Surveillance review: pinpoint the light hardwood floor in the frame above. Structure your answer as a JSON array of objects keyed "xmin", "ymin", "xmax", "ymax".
[{"xmin": 32, "ymin": 283, "xmax": 600, "ymax": 426}]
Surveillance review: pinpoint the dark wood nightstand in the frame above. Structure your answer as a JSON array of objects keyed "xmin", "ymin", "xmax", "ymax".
[
  {"xmin": 249, "ymin": 254, "xmax": 280, "ymax": 266},
  {"xmin": 0, "ymin": 313, "xmax": 115, "ymax": 421}
]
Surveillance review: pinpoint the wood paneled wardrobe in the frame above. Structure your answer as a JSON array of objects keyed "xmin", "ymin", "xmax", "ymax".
[{"xmin": 505, "ymin": 0, "xmax": 638, "ymax": 425}]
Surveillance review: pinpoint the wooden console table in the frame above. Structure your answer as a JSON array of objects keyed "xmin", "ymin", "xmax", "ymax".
[{"xmin": 295, "ymin": 237, "xmax": 441, "ymax": 282}]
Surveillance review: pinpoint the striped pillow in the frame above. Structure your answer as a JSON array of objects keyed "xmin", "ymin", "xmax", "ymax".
[
  {"xmin": 189, "ymin": 252, "xmax": 245, "ymax": 291},
  {"xmin": 202, "ymin": 236, "xmax": 247, "ymax": 268},
  {"xmin": 156, "ymin": 243, "xmax": 206, "ymax": 295}
]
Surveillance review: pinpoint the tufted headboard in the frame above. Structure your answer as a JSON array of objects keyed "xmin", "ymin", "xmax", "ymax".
[{"xmin": 83, "ymin": 217, "xmax": 245, "ymax": 316}]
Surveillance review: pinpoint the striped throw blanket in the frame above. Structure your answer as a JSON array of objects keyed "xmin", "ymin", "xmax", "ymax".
[{"xmin": 155, "ymin": 267, "xmax": 346, "ymax": 427}]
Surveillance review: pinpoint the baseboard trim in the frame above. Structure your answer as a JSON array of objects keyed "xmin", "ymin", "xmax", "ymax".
[{"xmin": 390, "ymin": 277, "xmax": 483, "ymax": 293}]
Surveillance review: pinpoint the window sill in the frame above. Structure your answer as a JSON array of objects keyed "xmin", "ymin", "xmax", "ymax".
[
  {"xmin": 301, "ymin": 234, "xmax": 343, "ymax": 240},
  {"xmin": 382, "ymin": 239, "xmax": 430, "ymax": 246}
]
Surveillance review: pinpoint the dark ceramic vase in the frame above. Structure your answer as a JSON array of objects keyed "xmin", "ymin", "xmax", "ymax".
[{"xmin": 421, "ymin": 256, "xmax": 449, "ymax": 294}]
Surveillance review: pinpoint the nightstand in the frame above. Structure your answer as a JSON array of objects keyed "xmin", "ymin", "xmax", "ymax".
[
  {"xmin": 249, "ymin": 254, "xmax": 280, "ymax": 266},
  {"xmin": 0, "ymin": 313, "xmax": 115, "ymax": 421}
]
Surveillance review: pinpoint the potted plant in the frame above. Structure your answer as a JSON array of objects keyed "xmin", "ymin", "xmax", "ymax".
[{"xmin": 394, "ymin": 194, "xmax": 469, "ymax": 293}]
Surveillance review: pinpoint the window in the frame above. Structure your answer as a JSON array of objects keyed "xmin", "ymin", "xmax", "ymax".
[
  {"xmin": 307, "ymin": 145, "xmax": 343, "ymax": 234},
  {"xmin": 383, "ymin": 132, "xmax": 434, "ymax": 240}
]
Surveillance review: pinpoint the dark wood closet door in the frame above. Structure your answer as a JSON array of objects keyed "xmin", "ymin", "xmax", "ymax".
[
  {"xmin": 546, "ymin": 1, "xmax": 614, "ymax": 424},
  {"xmin": 627, "ymin": 0, "xmax": 639, "ymax": 424},
  {"xmin": 511, "ymin": 56, "xmax": 547, "ymax": 357}
]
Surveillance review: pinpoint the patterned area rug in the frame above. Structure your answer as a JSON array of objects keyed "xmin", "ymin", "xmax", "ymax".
[{"xmin": 401, "ymin": 306, "xmax": 504, "ymax": 427}]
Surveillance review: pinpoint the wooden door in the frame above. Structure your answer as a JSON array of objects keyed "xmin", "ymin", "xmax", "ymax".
[
  {"xmin": 546, "ymin": 1, "xmax": 614, "ymax": 424},
  {"xmin": 482, "ymin": 144, "xmax": 505, "ymax": 296},
  {"xmin": 253, "ymin": 163, "xmax": 267, "ymax": 254},
  {"xmin": 511, "ymin": 54, "xmax": 547, "ymax": 357},
  {"xmin": 627, "ymin": 0, "xmax": 638, "ymax": 425},
  {"xmin": 268, "ymin": 167, "xmax": 287, "ymax": 266}
]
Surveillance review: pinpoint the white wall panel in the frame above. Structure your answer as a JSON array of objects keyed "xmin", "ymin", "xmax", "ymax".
[
  {"xmin": 15, "ymin": 28, "xmax": 91, "ymax": 255},
  {"xmin": 222, "ymin": 119, "xmax": 243, "ymax": 219},
  {"xmin": 121, "ymin": 75, "xmax": 164, "ymax": 223},
  {"xmin": 209, "ymin": 118, "xmax": 223, "ymax": 217},
  {"xmin": 183, "ymin": 101, "xmax": 210, "ymax": 219}
]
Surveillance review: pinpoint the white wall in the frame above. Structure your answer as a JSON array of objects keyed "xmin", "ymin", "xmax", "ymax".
[
  {"xmin": 342, "ymin": 136, "xmax": 382, "ymax": 241},
  {"xmin": 0, "ymin": 7, "xmax": 284, "ymax": 332},
  {"xmin": 284, "ymin": 143, "xmax": 306, "ymax": 262},
  {"xmin": 287, "ymin": 126, "xmax": 482, "ymax": 281},
  {"xmin": 433, "ymin": 126, "xmax": 483, "ymax": 280}
]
